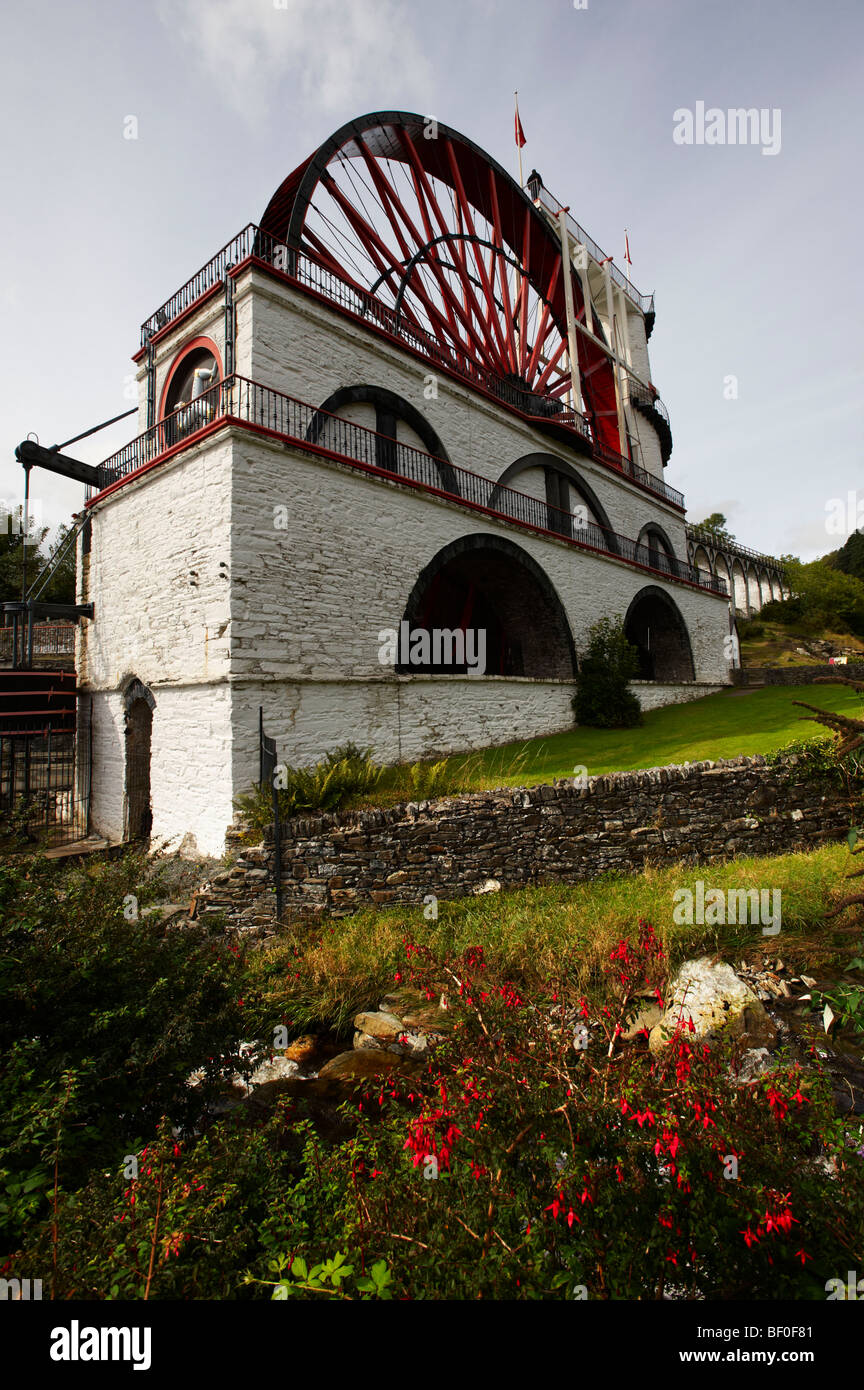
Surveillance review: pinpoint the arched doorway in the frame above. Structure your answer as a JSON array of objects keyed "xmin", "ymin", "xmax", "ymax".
[
  {"xmin": 624, "ymin": 586, "xmax": 695, "ymax": 682},
  {"xmin": 124, "ymin": 679, "xmax": 155, "ymax": 842},
  {"xmin": 399, "ymin": 534, "xmax": 576, "ymax": 678}
]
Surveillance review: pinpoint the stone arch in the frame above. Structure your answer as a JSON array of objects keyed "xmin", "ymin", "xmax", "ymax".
[
  {"xmin": 306, "ymin": 384, "xmax": 458, "ymax": 493},
  {"xmin": 122, "ymin": 677, "xmax": 155, "ymax": 842},
  {"xmin": 713, "ymin": 553, "xmax": 732, "ymax": 600},
  {"xmin": 624, "ymin": 586, "xmax": 695, "ymax": 682},
  {"xmin": 731, "ymin": 558, "xmax": 748, "ymax": 615},
  {"xmin": 491, "ymin": 453, "xmax": 618, "ymax": 552},
  {"xmin": 691, "ymin": 544, "xmax": 714, "ymax": 578},
  {"xmin": 637, "ymin": 523, "xmax": 679, "ymax": 577},
  {"xmin": 770, "ymin": 572, "xmax": 783, "ymax": 602},
  {"xmin": 398, "ymin": 533, "xmax": 576, "ymax": 678},
  {"xmin": 758, "ymin": 569, "xmax": 772, "ymax": 608},
  {"xmin": 746, "ymin": 565, "xmax": 761, "ymax": 614}
]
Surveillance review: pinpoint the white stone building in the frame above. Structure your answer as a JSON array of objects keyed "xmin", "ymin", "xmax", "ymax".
[{"xmin": 75, "ymin": 111, "xmax": 733, "ymax": 855}]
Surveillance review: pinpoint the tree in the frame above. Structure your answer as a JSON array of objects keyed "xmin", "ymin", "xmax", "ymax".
[
  {"xmin": 780, "ymin": 557, "xmax": 864, "ymax": 637},
  {"xmin": 572, "ymin": 615, "xmax": 642, "ymax": 728},
  {"xmin": 833, "ymin": 529, "xmax": 864, "ymax": 584},
  {"xmin": 694, "ymin": 512, "xmax": 735, "ymax": 545},
  {"xmin": 0, "ymin": 508, "xmax": 76, "ymax": 607}
]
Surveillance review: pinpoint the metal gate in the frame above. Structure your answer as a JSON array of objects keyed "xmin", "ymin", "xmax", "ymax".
[{"xmin": 0, "ymin": 698, "xmax": 91, "ymax": 848}]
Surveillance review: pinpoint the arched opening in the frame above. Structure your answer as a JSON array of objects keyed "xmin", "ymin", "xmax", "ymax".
[
  {"xmin": 624, "ymin": 586, "xmax": 695, "ymax": 682},
  {"xmin": 492, "ymin": 454, "xmax": 618, "ymax": 551},
  {"xmin": 692, "ymin": 545, "xmax": 713, "ymax": 580},
  {"xmin": 731, "ymin": 560, "xmax": 748, "ymax": 615},
  {"xmin": 758, "ymin": 571, "xmax": 772, "ymax": 608},
  {"xmin": 637, "ymin": 523, "xmax": 678, "ymax": 577},
  {"xmin": 307, "ymin": 384, "xmax": 458, "ymax": 492},
  {"xmin": 714, "ymin": 554, "xmax": 732, "ymax": 600},
  {"xmin": 746, "ymin": 565, "xmax": 761, "ymax": 614},
  {"xmin": 124, "ymin": 679, "xmax": 155, "ymax": 843},
  {"xmin": 399, "ymin": 534, "xmax": 576, "ymax": 678},
  {"xmin": 160, "ymin": 338, "xmax": 222, "ymax": 447}
]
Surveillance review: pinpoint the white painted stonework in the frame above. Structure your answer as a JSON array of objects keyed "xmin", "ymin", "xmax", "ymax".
[{"xmin": 81, "ymin": 262, "xmax": 732, "ymax": 856}]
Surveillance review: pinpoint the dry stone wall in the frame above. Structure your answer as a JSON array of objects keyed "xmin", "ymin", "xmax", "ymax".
[{"xmin": 195, "ymin": 754, "xmax": 853, "ymax": 926}]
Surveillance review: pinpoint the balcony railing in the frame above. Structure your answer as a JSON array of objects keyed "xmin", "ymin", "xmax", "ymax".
[
  {"xmin": 594, "ymin": 440, "xmax": 682, "ymax": 509},
  {"xmin": 687, "ymin": 525, "xmax": 785, "ymax": 572},
  {"xmin": 0, "ymin": 622, "xmax": 76, "ymax": 663},
  {"xmin": 529, "ymin": 183, "xmax": 655, "ymax": 316},
  {"xmin": 138, "ymin": 225, "xmax": 684, "ymax": 510},
  {"xmin": 94, "ymin": 376, "xmax": 726, "ymax": 597},
  {"xmin": 628, "ymin": 378, "xmax": 670, "ymax": 425}
]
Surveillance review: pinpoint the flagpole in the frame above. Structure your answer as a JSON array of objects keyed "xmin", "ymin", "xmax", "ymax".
[{"xmin": 514, "ymin": 91, "xmax": 524, "ymax": 188}]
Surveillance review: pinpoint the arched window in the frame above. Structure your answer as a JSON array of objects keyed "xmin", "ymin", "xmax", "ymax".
[
  {"xmin": 492, "ymin": 454, "xmax": 619, "ymax": 552},
  {"xmin": 637, "ymin": 524, "xmax": 677, "ymax": 577},
  {"xmin": 306, "ymin": 384, "xmax": 458, "ymax": 492},
  {"xmin": 160, "ymin": 338, "xmax": 222, "ymax": 444}
]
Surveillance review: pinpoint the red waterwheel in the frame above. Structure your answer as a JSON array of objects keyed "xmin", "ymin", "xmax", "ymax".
[{"xmin": 259, "ymin": 111, "xmax": 619, "ymax": 443}]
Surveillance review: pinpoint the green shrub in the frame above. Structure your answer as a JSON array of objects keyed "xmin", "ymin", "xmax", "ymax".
[
  {"xmin": 235, "ymin": 745, "xmax": 384, "ymax": 831},
  {"xmin": 16, "ymin": 924, "xmax": 864, "ymax": 1299},
  {"xmin": 0, "ymin": 853, "xmax": 251, "ymax": 1251},
  {"xmin": 573, "ymin": 615, "xmax": 642, "ymax": 729}
]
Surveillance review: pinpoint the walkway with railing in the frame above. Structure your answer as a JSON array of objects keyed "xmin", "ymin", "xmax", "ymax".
[
  {"xmin": 95, "ymin": 376, "xmax": 725, "ymax": 596},
  {"xmin": 0, "ymin": 622, "xmax": 76, "ymax": 664},
  {"xmin": 137, "ymin": 224, "xmax": 684, "ymax": 510},
  {"xmin": 686, "ymin": 525, "xmax": 784, "ymax": 572}
]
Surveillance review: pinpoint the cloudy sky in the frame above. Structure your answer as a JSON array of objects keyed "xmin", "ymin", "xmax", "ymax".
[{"xmin": 1, "ymin": 0, "xmax": 861, "ymax": 559}]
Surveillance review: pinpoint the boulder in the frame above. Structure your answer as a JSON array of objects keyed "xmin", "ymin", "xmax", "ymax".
[
  {"xmin": 649, "ymin": 957, "xmax": 777, "ymax": 1056},
  {"xmin": 353, "ymin": 1010, "xmax": 405, "ymax": 1041},
  {"xmin": 621, "ymin": 1003, "xmax": 663, "ymax": 1041},
  {"xmin": 316, "ymin": 1049, "xmax": 424, "ymax": 1093}
]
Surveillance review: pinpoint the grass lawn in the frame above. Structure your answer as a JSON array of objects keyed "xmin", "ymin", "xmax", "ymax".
[
  {"xmin": 250, "ymin": 841, "xmax": 860, "ymax": 1033},
  {"xmin": 359, "ymin": 681, "xmax": 864, "ymax": 804}
]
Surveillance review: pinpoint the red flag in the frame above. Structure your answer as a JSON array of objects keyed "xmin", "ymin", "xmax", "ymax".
[
  {"xmin": 624, "ymin": 230, "xmax": 632, "ymax": 266},
  {"xmin": 515, "ymin": 101, "xmax": 527, "ymax": 149}
]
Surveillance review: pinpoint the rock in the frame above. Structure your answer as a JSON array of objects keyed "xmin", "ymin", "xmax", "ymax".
[
  {"xmin": 247, "ymin": 1054, "xmax": 301, "ymax": 1088},
  {"xmin": 316, "ymin": 1049, "xmax": 423, "ymax": 1092},
  {"xmin": 649, "ymin": 957, "xmax": 778, "ymax": 1056},
  {"xmin": 621, "ymin": 1004, "xmax": 663, "ymax": 1041},
  {"xmin": 475, "ymin": 878, "xmax": 501, "ymax": 894},
  {"xmin": 353, "ymin": 1010, "xmax": 405, "ymax": 1041},
  {"xmin": 282, "ymin": 1035, "xmax": 322, "ymax": 1066},
  {"xmin": 733, "ymin": 1047, "xmax": 775, "ymax": 1084}
]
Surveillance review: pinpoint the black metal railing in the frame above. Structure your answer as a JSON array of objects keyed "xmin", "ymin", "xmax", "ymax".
[
  {"xmin": 0, "ymin": 623, "xmax": 75, "ymax": 664},
  {"xmin": 529, "ymin": 183, "xmax": 655, "ymax": 315},
  {"xmin": 686, "ymin": 525, "xmax": 785, "ymax": 572},
  {"xmin": 628, "ymin": 378, "xmax": 670, "ymax": 425},
  {"xmin": 0, "ymin": 717, "xmax": 90, "ymax": 849},
  {"xmin": 593, "ymin": 438, "xmax": 683, "ymax": 509},
  {"xmin": 95, "ymin": 376, "xmax": 725, "ymax": 596},
  {"xmin": 141, "ymin": 225, "xmax": 261, "ymax": 344},
  {"xmin": 137, "ymin": 225, "xmax": 688, "ymax": 509}
]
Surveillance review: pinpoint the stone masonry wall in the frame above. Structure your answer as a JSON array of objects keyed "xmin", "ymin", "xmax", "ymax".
[{"xmin": 194, "ymin": 755, "xmax": 853, "ymax": 926}]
